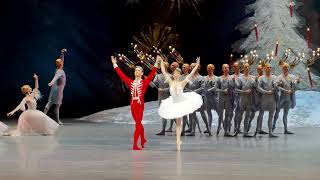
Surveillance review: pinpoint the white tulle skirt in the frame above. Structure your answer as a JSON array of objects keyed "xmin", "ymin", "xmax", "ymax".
[
  {"xmin": 9, "ymin": 110, "xmax": 59, "ymax": 136},
  {"xmin": 0, "ymin": 121, "xmax": 8, "ymax": 135},
  {"xmin": 158, "ymin": 92, "xmax": 203, "ymax": 119}
]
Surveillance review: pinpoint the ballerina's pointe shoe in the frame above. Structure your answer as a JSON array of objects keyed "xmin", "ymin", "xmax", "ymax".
[{"xmin": 176, "ymin": 141, "xmax": 182, "ymax": 151}]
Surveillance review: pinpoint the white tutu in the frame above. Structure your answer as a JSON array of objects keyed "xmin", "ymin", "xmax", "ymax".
[
  {"xmin": 0, "ymin": 121, "xmax": 9, "ymax": 135},
  {"xmin": 158, "ymin": 92, "xmax": 203, "ymax": 119},
  {"xmin": 9, "ymin": 110, "xmax": 59, "ymax": 136}
]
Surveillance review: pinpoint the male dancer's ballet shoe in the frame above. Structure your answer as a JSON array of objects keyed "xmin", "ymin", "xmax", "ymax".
[
  {"xmin": 233, "ymin": 128, "xmax": 237, "ymax": 134},
  {"xmin": 284, "ymin": 131, "xmax": 294, "ymax": 134},
  {"xmin": 165, "ymin": 129, "xmax": 173, "ymax": 132},
  {"xmin": 186, "ymin": 132, "xmax": 195, "ymax": 136},
  {"xmin": 269, "ymin": 133, "xmax": 278, "ymax": 138},
  {"xmin": 132, "ymin": 145, "xmax": 142, "ymax": 150},
  {"xmin": 185, "ymin": 129, "xmax": 192, "ymax": 133},
  {"xmin": 243, "ymin": 133, "xmax": 253, "ymax": 138},
  {"xmin": 224, "ymin": 133, "xmax": 233, "ymax": 137},
  {"xmin": 248, "ymin": 124, "xmax": 251, "ymax": 132},
  {"xmin": 181, "ymin": 132, "xmax": 185, "ymax": 136},
  {"xmin": 258, "ymin": 130, "xmax": 268, "ymax": 134},
  {"xmin": 216, "ymin": 126, "xmax": 221, "ymax": 136},
  {"xmin": 156, "ymin": 131, "xmax": 165, "ymax": 136},
  {"xmin": 204, "ymin": 130, "xmax": 209, "ymax": 133},
  {"xmin": 141, "ymin": 139, "xmax": 147, "ymax": 148}
]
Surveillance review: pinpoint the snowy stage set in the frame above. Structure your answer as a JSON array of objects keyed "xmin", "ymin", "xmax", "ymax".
[
  {"xmin": 1, "ymin": 0, "xmax": 320, "ymax": 179},
  {"xmin": 0, "ymin": 91, "xmax": 318, "ymax": 179}
]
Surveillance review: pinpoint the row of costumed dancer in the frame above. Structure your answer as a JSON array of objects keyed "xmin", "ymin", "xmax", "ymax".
[
  {"xmin": 0, "ymin": 48, "xmax": 299, "ymax": 152},
  {"xmin": 111, "ymin": 54, "xmax": 300, "ymax": 151},
  {"xmin": 0, "ymin": 49, "xmax": 67, "ymax": 136}
]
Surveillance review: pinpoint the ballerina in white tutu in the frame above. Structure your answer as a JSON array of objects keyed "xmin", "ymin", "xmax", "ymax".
[
  {"xmin": 158, "ymin": 55, "xmax": 203, "ymax": 151},
  {"xmin": 7, "ymin": 74, "xmax": 59, "ymax": 136}
]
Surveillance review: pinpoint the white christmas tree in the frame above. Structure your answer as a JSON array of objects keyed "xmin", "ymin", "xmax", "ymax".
[{"xmin": 232, "ymin": 0, "xmax": 319, "ymax": 90}]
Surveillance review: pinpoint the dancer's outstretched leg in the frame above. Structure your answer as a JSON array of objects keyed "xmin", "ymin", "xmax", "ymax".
[
  {"xmin": 44, "ymin": 102, "xmax": 52, "ymax": 115},
  {"xmin": 54, "ymin": 104, "xmax": 63, "ymax": 125},
  {"xmin": 176, "ymin": 117, "xmax": 182, "ymax": 151},
  {"xmin": 273, "ymin": 107, "xmax": 280, "ymax": 132},
  {"xmin": 268, "ymin": 110, "xmax": 278, "ymax": 138},
  {"xmin": 248, "ymin": 110, "xmax": 256, "ymax": 133},
  {"xmin": 206, "ymin": 107, "xmax": 213, "ymax": 131},
  {"xmin": 200, "ymin": 109, "xmax": 211, "ymax": 136},
  {"xmin": 283, "ymin": 107, "xmax": 293, "ymax": 134},
  {"xmin": 131, "ymin": 106, "xmax": 144, "ymax": 150},
  {"xmin": 254, "ymin": 110, "xmax": 264, "ymax": 137}
]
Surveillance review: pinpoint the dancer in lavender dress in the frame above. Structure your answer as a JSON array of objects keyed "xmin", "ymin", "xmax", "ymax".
[{"xmin": 44, "ymin": 49, "xmax": 67, "ymax": 125}]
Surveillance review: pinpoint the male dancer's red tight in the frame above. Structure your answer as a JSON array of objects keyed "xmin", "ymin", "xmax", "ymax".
[{"xmin": 131, "ymin": 102, "xmax": 146, "ymax": 150}]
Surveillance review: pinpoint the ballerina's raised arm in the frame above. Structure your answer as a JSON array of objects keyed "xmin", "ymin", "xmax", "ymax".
[{"xmin": 159, "ymin": 55, "xmax": 172, "ymax": 84}]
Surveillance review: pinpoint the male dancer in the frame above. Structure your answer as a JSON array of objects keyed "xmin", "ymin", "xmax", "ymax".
[
  {"xmin": 255, "ymin": 63, "xmax": 278, "ymax": 138},
  {"xmin": 215, "ymin": 64, "xmax": 234, "ymax": 136},
  {"xmin": 234, "ymin": 63, "xmax": 255, "ymax": 137},
  {"xmin": 186, "ymin": 62, "xmax": 212, "ymax": 136},
  {"xmin": 111, "ymin": 56, "xmax": 159, "ymax": 150},
  {"xmin": 230, "ymin": 62, "xmax": 242, "ymax": 133},
  {"xmin": 273, "ymin": 63, "xmax": 300, "ymax": 134},
  {"xmin": 153, "ymin": 61, "xmax": 171, "ymax": 135},
  {"xmin": 248, "ymin": 65, "xmax": 268, "ymax": 134},
  {"xmin": 181, "ymin": 63, "xmax": 190, "ymax": 77},
  {"xmin": 44, "ymin": 49, "xmax": 67, "ymax": 125},
  {"xmin": 204, "ymin": 64, "xmax": 218, "ymax": 132}
]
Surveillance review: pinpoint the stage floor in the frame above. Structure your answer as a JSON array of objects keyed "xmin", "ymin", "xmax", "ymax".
[{"xmin": 0, "ymin": 120, "xmax": 319, "ymax": 180}]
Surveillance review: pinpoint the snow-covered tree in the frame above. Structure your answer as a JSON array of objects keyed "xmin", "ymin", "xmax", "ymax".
[{"xmin": 232, "ymin": 0, "xmax": 319, "ymax": 90}]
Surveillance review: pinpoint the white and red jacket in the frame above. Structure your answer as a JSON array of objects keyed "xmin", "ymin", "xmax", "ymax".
[{"xmin": 113, "ymin": 65, "xmax": 157, "ymax": 105}]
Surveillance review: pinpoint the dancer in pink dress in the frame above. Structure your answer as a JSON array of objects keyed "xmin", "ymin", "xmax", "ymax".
[{"xmin": 7, "ymin": 74, "xmax": 59, "ymax": 136}]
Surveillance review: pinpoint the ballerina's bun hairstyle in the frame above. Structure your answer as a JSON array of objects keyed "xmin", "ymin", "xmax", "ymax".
[
  {"xmin": 174, "ymin": 68, "xmax": 182, "ymax": 74},
  {"xmin": 21, "ymin": 85, "xmax": 31, "ymax": 94}
]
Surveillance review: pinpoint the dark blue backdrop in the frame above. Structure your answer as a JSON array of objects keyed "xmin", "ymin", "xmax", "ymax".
[{"xmin": 6, "ymin": 0, "xmax": 318, "ymax": 118}]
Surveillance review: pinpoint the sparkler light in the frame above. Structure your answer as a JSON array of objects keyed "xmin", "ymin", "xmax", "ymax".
[
  {"xmin": 133, "ymin": 23, "xmax": 180, "ymax": 52},
  {"xmin": 161, "ymin": 0, "xmax": 202, "ymax": 16}
]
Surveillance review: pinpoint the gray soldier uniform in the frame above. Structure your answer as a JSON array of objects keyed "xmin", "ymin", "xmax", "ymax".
[
  {"xmin": 214, "ymin": 75, "xmax": 234, "ymax": 135},
  {"xmin": 186, "ymin": 74, "xmax": 211, "ymax": 136},
  {"xmin": 273, "ymin": 74, "xmax": 299, "ymax": 133},
  {"xmin": 230, "ymin": 74, "xmax": 242, "ymax": 133},
  {"xmin": 204, "ymin": 75, "xmax": 218, "ymax": 130},
  {"xmin": 248, "ymin": 75, "xmax": 263, "ymax": 132},
  {"xmin": 234, "ymin": 75, "xmax": 255, "ymax": 135},
  {"xmin": 256, "ymin": 75, "xmax": 279, "ymax": 136}
]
